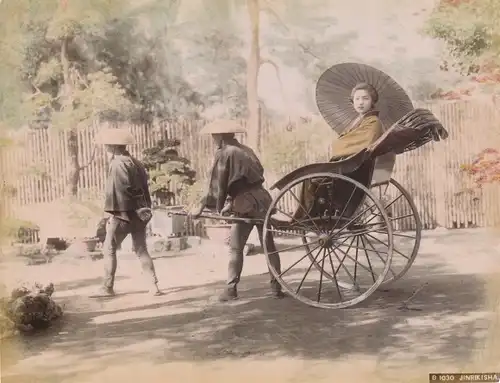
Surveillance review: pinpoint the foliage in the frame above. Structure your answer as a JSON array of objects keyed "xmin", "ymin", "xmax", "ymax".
[
  {"xmin": 180, "ymin": 179, "xmax": 209, "ymax": 209},
  {"xmin": 423, "ymin": 0, "xmax": 500, "ymax": 98},
  {"xmin": 0, "ymin": 0, "xmax": 209, "ymax": 138},
  {"xmin": 1, "ymin": 282, "xmax": 62, "ymax": 336},
  {"xmin": 0, "ymin": 217, "xmax": 39, "ymax": 243},
  {"xmin": 66, "ymin": 198, "xmax": 103, "ymax": 229},
  {"xmin": 425, "ymin": 0, "xmax": 500, "ymax": 186},
  {"xmin": 142, "ymin": 138, "xmax": 196, "ymax": 205},
  {"xmin": 461, "ymin": 148, "xmax": 500, "ymax": 186},
  {"xmin": 0, "ymin": 0, "xmax": 132, "ymax": 127},
  {"xmin": 174, "ymin": 24, "xmax": 247, "ymax": 119},
  {"xmin": 260, "ymin": 118, "xmax": 333, "ymax": 175}
]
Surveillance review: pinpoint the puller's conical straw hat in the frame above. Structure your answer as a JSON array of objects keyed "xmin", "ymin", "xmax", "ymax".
[
  {"xmin": 199, "ymin": 119, "xmax": 246, "ymax": 135},
  {"xmin": 316, "ymin": 62, "xmax": 414, "ymax": 134},
  {"xmin": 94, "ymin": 128, "xmax": 136, "ymax": 145}
]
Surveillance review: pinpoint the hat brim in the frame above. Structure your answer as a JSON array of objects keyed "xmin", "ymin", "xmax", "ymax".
[
  {"xmin": 94, "ymin": 129, "xmax": 136, "ymax": 145},
  {"xmin": 199, "ymin": 120, "xmax": 246, "ymax": 135},
  {"xmin": 316, "ymin": 62, "xmax": 414, "ymax": 134}
]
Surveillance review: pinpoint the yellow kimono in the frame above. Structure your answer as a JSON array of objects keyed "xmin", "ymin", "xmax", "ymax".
[
  {"xmin": 295, "ymin": 111, "xmax": 383, "ymax": 220},
  {"xmin": 331, "ymin": 111, "xmax": 383, "ymax": 159}
]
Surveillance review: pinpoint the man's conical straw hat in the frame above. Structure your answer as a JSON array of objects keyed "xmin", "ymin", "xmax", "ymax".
[
  {"xmin": 94, "ymin": 128, "xmax": 136, "ymax": 145},
  {"xmin": 199, "ymin": 119, "xmax": 246, "ymax": 135}
]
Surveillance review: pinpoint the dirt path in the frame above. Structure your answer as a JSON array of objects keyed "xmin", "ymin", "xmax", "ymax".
[{"xmin": 1, "ymin": 228, "xmax": 500, "ymax": 383}]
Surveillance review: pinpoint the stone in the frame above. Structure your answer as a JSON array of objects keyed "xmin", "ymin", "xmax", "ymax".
[
  {"xmin": 168, "ymin": 237, "xmax": 188, "ymax": 252},
  {"xmin": 187, "ymin": 236, "xmax": 202, "ymax": 247}
]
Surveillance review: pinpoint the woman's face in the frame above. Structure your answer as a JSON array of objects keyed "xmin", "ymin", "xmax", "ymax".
[{"xmin": 352, "ymin": 89, "xmax": 374, "ymax": 115}]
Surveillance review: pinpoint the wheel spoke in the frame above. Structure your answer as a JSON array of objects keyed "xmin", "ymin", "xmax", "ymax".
[
  {"xmin": 328, "ymin": 185, "xmax": 358, "ymax": 235},
  {"xmin": 334, "ymin": 242, "xmax": 375, "ymax": 275},
  {"xmin": 327, "ymin": 248, "xmax": 344, "ymax": 300},
  {"xmin": 288, "ymin": 188, "xmax": 322, "ymax": 233},
  {"xmin": 388, "ymin": 232, "xmax": 417, "ymax": 240},
  {"xmin": 331, "ymin": 201, "xmax": 379, "ymax": 238},
  {"xmin": 358, "ymin": 235, "xmax": 377, "ymax": 283},
  {"xmin": 336, "ymin": 242, "xmax": 389, "ymax": 255},
  {"xmin": 364, "ymin": 211, "xmax": 415, "ymax": 222},
  {"xmin": 362, "ymin": 234, "xmax": 396, "ymax": 278},
  {"xmin": 333, "ymin": 224, "xmax": 388, "ymax": 241},
  {"xmin": 317, "ymin": 248, "xmax": 327, "ymax": 302},
  {"xmin": 390, "ymin": 213, "xmax": 417, "ymax": 222},
  {"xmin": 363, "ymin": 193, "xmax": 405, "ymax": 225},
  {"xmin": 278, "ymin": 243, "xmax": 322, "ymax": 277},
  {"xmin": 273, "ymin": 207, "xmax": 316, "ymax": 232},
  {"xmin": 353, "ymin": 236, "xmax": 360, "ymax": 281},
  {"xmin": 267, "ymin": 238, "xmax": 320, "ymax": 256},
  {"xmin": 365, "ymin": 232, "xmax": 410, "ymax": 260},
  {"xmin": 296, "ymin": 247, "xmax": 323, "ymax": 294},
  {"xmin": 331, "ymin": 241, "xmax": 361, "ymax": 290}
]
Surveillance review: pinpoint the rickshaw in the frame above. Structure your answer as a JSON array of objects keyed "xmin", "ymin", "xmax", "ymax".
[{"xmin": 172, "ymin": 63, "xmax": 449, "ymax": 309}]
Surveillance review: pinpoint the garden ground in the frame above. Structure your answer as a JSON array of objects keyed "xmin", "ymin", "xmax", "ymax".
[{"xmin": 1, "ymin": 228, "xmax": 500, "ymax": 383}]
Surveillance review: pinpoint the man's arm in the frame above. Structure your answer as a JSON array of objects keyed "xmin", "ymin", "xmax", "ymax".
[
  {"xmin": 215, "ymin": 154, "xmax": 231, "ymax": 212},
  {"xmin": 105, "ymin": 159, "xmax": 134, "ymax": 211},
  {"xmin": 199, "ymin": 150, "xmax": 231, "ymax": 213}
]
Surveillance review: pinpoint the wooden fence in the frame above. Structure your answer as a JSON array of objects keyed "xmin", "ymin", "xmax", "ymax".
[{"xmin": 1, "ymin": 99, "xmax": 499, "ymax": 230}]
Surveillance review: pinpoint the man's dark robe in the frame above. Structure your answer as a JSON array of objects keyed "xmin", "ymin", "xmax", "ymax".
[
  {"xmin": 202, "ymin": 140, "xmax": 269, "ymax": 216},
  {"xmin": 104, "ymin": 152, "xmax": 152, "ymax": 221}
]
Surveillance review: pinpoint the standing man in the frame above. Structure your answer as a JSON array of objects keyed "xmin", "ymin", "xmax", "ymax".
[
  {"xmin": 91, "ymin": 128, "xmax": 162, "ymax": 297},
  {"xmin": 190, "ymin": 120, "xmax": 285, "ymax": 302}
]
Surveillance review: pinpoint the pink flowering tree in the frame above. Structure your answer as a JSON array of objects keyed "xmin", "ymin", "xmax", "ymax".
[
  {"xmin": 460, "ymin": 148, "xmax": 500, "ymax": 187},
  {"xmin": 424, "ymin": 0, "xmax": 500, "ymax": 187}
]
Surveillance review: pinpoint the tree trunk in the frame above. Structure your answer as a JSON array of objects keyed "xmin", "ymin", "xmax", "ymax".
[
  {"xmin": 60, "ymin": 37, "xmax": 80, "ymax": 197},
  {"xmin": 246, "ymin": 0, "xmax": 261, "ymax": 153},
  {"xmin": 66, "ymin": 129, "xmax": 80, "ymax": 196}
]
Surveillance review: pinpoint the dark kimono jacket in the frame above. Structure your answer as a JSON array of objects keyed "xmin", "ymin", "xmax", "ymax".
[
  {"xmin": 295, "ymin": 110, "xmax": 384, "ymax": 219},
  {"xmin": 104, "ymin": 151, "xmax": 152, "ymax": 221},
  {"xmin": 202, "ymin": 140, "xmax": 271, "ymax": 218}
]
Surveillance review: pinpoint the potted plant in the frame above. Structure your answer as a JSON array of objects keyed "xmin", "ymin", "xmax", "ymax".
[
  {"xmin": 0, "ymin": 217, "xmax": 40, "ymax": 246},
  {"xmin": 142, "ymin": 138, "xmax": 197, "ymax": 207}
]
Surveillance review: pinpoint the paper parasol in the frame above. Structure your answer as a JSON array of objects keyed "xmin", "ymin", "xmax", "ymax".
[{"xmin": 315, "ymin": 62, "xmax": 414, "ymax": 134}]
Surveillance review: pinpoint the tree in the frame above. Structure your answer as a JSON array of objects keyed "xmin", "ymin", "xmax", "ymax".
[
  {"xmin": 424, "ymin": 0, "xmax": 500, "ymax": 185},
  {"xmin": 424, "ymin": 0, "xmax": 500, "ymax": 99},
  {"xmin": 173, "ymin": 22, "xmax": 248, "ymax": 119},
  {"xmin": 0, "ymin": 0, "xmax": 203, "ymax": 196},
  {"xmin": 86, "ymin": 9, "xmax": 205, "ymax": 123},
  {"xmin": 460, "ymin": 148, "xmax": 500, "ymax": 187},
  {"xmin": 180, "ymin": 0, "xmax": 348, "ymax": 152},
  {"xmin": 0, "ymin": 0, "xmax": 134, "ymax": 196},
  {"xmin": 141, "ymin": 138, "xmax": 196, "ymax": 206}
]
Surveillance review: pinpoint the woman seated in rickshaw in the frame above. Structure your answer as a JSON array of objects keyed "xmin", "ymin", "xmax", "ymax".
[{"xmin": 294, "ymin": 81, "xmax": 384, "ymax": 220}]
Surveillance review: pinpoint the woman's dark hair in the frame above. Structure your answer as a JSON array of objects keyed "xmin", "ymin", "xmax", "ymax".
[{"xmin": 350, "ymin": 82, "xmax": 379, "ymax": 105}]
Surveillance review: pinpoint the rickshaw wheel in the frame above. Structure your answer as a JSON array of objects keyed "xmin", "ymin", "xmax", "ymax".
[
  {"xmin": 370, "ymin": 178, "xmax": 422, "ymax": 286},
  {"xmin": 303, "ymin": 178, "xmax": 422, "ymax": 288},
  {"xmin": 263, "ymin": 172, "xmax": 394, "ymax": 309}
]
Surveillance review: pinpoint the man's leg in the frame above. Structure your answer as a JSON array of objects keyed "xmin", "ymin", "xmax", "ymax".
[
  {"xmin": 130, "ymin": 219, "xmax": 162, "ymax": 296},
  {"xmin": 256, "ymin": 225, "xmax": 285, "ymax": 298},
  {"xmin": 221, "ymin": 221, "xmax": 254, "ymax": 301},
  {"xmin": 91, "ymin": 216, "xmax": 128, "ymax": 297}
]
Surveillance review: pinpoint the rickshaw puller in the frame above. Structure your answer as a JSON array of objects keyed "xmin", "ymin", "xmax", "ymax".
[
  {"xmin": 91, "ymin": 128, "xmax": 162, "ymax": 298},
  {"xmin": 189, "ymin": 120, "xmax": 285, "ymax": 302}
]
